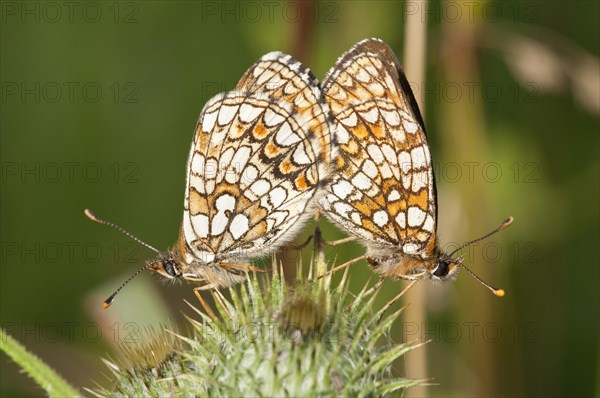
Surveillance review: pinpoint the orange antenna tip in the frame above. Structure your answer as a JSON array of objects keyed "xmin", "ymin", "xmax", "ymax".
[
  {"xmin": 84, "ymin": 209, "xmax": 99, "ymax": 222},
  {"xmin": 494, "ymin": 289, "xmax": 505, "ymax": 297},
  {"xmin": 100, "ymin": 265, "xmax": 146, "ymax": 309},
  {"xmin": 499, "ymin": 217, "xmax": 514, "ymax": 230}
]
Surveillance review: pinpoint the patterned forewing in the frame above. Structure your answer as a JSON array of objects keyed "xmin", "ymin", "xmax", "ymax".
[
  {"xmin": 180, "ymin": 53, "xmax": 331, "ymax": 263},
  {"xmin": 319, "ymin": 39, "xmax": 436, "ymax": 255},
  {"xmin": 236, "ymin": 52, "xmax": 334, "ymax": 172}
]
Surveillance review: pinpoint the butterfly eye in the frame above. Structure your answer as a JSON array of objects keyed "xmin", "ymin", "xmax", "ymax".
[
  {"xmin": 163, "ymin": 260, "xmax": 179, "ymax": 277},
  {"xmin": 432, "ymin": 260, "xmax": 450, "ymax": 278}
]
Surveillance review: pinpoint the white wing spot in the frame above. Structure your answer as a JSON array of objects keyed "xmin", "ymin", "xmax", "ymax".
[
  {"xmin": 211, "ymin": 194, "xmax": 236, "ymax": 236},
  {"xmin": 205, "ymin": 179, "xmax": 215, "ymax": 195},
  {"xmin": 269, "ymin": 187, "xmax": 287, "ymax": 208},
  {"xmin": 202, "ymin": 111, "xmax": 218, "ymax": 133},
  {"xmin": 250, "ymin": 179, "xmax": 271, "ymax": 196},
  {"xmin": 333, "ymin": 202, "xmax": 353, "ymax": 219},
  {"xmin": 191, "ymin": 214, "xmax": 209, "ymax": 238},
  {"xmin": 403, "ymin": 119, "xmax": 418, "ymax": 134},
  {"xmin": 360, "ymin": 107, "xmax": 379, "ymax": 123},
  {"xmin": 264, "ymin": 108, "xmax": 286, "ymax": 127},
  {"xmin": 204, "ymin": 158, "xmax": 218, "ymax": 179},
  {"xmin": 411, "ymin": 170, "xmax": 428, "ymax": 192},
  {"xmin": 332, "ymin": 179, "xmax": 353, "ymax": 200},
  {"xmin": 367, "ymin": 144, "xmax": 385, "ymax": 164},
  {"xmin": 239, "ymin": 103, "xmax": 263, "ymax": 123},
  {"xmin": 371, "ymin": 82, "xmax": 385, "ymax": 96},
  {"xmin": 256, "ymin": 68, "xmax": 275, "ymax": 85},
  {"xmin": 395, "ymin": 211, "xmax": 406, "ymax": 229},
  {"xmin": 219, "ymin": 147, "xmax": 234, "ymax": 170},
  {"xmin": 402, "ymin": 243, "xmax": 419, "ymax": 254},
  {"xmin": 411, "ymin": 146, "xmax": 427, "ymax": 170},
  {"xmin": 191, "ymin": 152, "xmax": 205, "ymax": 175},
  {"xmin": 335, "ymin": 124, "xmax": 350, "ymax": 144},
  {"xmin": 356, "ymin": 67, "xmax": 371, "ymax": 82},
  {"xmin": 390, "ymin": 128, "xmax": 406, "ymax": 144},
  {"xmin": 231, "ymin": 146, "xmax": 252, "ymax": 174},
  {"xmin": 275, "ymin": 122, "xmax": 301, "ymax": 146},
  {"xmin": 339, "ymin": 72, "xmax": 353, "ymax": 87},
  {"xmin": 339, "ymin": 112, "xmax": 357, "ymax": 127},
  {"xmin": 243, "ymin": 165, "xmax": 258, "ymax": 184},
  {"xmin": 229, "ymin": 214, "xmax": 250, "ymax": 240},
  {"xmin": 293, "ymin": 143, "xmax": 311, "ymax": 165},
  {"xmin": 352, "ymin": 172, "xmax": 372, "ymax": 190},
  {"xmin": 388, "ymin": 190, "xmax": 401, "ymax": 201},
  {"xmin": 362, "ymin": 159, "xmax": 378, "ymax": 179},
  {"xmin": 398, "ymin": 151, "xmax": 412, "ymax": 173},
  {"xmin": 381, "ymin": 109, "xmax": 400, "ymax": 126},
  {"xmin": 373, "ymin": 210, "xmax": 389, "ymax": 227},
  {"xmin": 381, "ymin": 144, "xmax": 397, "ymax": 165},
  {"xmin": 218, "ymin": 104, "xmax": 239, "ymax": 126},
  {"xmin": 378, "ymin": 163, "xmax": 393, "ymax": 179},
  {"xmin": 407, "ymin": 206, "xmax": 426, "ymax": 227},
  {"xmin": 423, "ymin": 214, "xmax": 435, "ymax": 233}
]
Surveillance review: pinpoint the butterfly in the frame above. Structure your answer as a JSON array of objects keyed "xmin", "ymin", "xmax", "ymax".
[
  {"xmin": 317, "ymin": 38, "xmax": 512, "ymax": 295},
  {"xmin": 88, "ymin": 51, "xmax": 333, "ymax": 308}
]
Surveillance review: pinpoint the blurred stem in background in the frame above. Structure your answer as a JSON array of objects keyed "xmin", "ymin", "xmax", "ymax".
[
  {"xmin": 277, "ymin": 0, "xmax": 317, "ymax": 284},
  {"xmin": 437, "ymin": 1, "xmax": 523, "ymax": 395},
  {"xmin": 402, "ymin": 1, "xmax": 429, "ymax": 397},
  {"xmin": 290, "ymin": 0, "xmax": 315, "ymax": 62}
]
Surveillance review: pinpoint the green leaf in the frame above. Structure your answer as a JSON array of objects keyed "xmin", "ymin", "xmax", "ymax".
[{"xmin": 0, "ymin": 328, "xmax": 80, "ymax": 398}]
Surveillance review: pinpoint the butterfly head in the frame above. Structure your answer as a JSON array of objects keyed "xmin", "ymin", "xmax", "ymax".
[
  {"xmin": 430, "ymin": 254, "xmax": 463, "ymax": 281},
  {"xmin": 146, "ymin": 253, "xmax": 183, "ymax": 280}
]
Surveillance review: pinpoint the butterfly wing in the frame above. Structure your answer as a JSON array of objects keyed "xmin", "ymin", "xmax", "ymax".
[
  {"xmin": 179, "ymin": 53, "xmax": 331, "ymax": 264},
  {"xmin": 318, "ymin": 38, "xmax": 437, "ymax": 256},
  {"xmin": 235, "ymin": 51, "xmax": 335, "ymax": 168}
]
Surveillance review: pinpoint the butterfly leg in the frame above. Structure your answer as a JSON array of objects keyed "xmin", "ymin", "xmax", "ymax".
[
  {"xmin": 193, "ymin": 285, "xmax": 218, "ymax": 320},
  {"xmin": 288, "ymin": 234, "xmax": 313, "ymax": 250},
  {"xmin": 363, "ymin": 278, "xmax": 385, "ymax": 297},
  {"xmin": 398, "ymin": 271, "xmax": 427, "ymax": 281},
  {"xmin": 322, "ymin": 236, "xmax": 357, "ymax": 246},
  {"xmin": 313, "ymin": 210, "xmax": 356, "ymax": 247},
  {"xmin": 317, "ymin": 254, "xmax": 369, "ymax": 279},
  {"xmin": 220, "ymin": 262, "xmax": 270, "ymax": 273},
  {"xmin": 379, "ymin": 280, "xmax": 419, "ymax": 318}
]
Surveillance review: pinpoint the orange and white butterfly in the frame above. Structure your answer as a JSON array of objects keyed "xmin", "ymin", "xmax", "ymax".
[
  {"xmin": 318, "ymin": 38, "xmax": 512, "ymax": 295},
  {"xmin": 88, "ymin": 51, "xmax": 333, "ymax": 307}
]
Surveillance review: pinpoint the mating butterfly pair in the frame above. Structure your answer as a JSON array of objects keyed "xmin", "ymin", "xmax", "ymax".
[{"xmin": 88, "ymin": 38, "xmax": 511, "ymax": 308}]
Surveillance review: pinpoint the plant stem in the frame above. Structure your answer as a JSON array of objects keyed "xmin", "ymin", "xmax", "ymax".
[{"xmin": 0, "ymin": 328, "xmax": 80, "ymax": 398}]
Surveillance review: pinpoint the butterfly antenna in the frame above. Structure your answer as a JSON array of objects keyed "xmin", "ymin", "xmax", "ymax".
[
  {"xmin": 102, "ymin": 265, "xmax": 147, "ymax": 308},
  {"xmin": 460, "ymin": 263, "xmax": 505, "ymax": 297},
  {"xmin": 448, "ymin": 217, "xmax": 514, "ymax": 258},
  {"xmin": 84, "ymin": 209, "xmax": 160, "ymax": 253},
  {"xmin": 449, "ymin": 217, "xmax": 513, "ymax": 298}
]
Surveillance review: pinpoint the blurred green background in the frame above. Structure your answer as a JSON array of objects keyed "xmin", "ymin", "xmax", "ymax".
[{"xmin": 1, "ymin": 1, "xmax": 598, "ymax": 397}]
